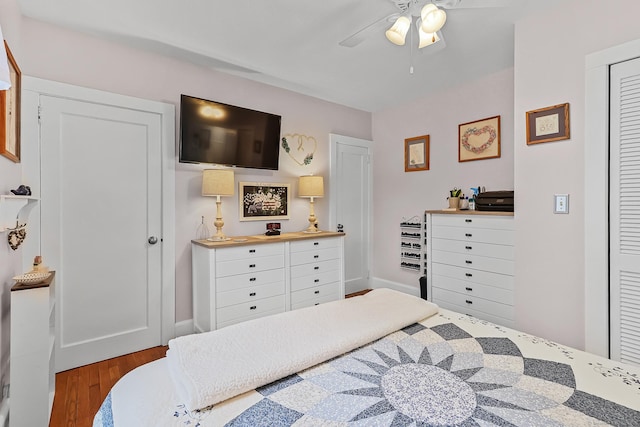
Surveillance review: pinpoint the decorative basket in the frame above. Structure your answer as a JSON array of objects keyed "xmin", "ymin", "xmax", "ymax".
[{"xmin": 13, "ymin": 272, "xmax": 51, "ymax": 285}]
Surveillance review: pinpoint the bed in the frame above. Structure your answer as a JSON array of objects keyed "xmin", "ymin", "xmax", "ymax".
[{"xmin": 93, "ymin": 289, "xmax": 640, "ymax": 426}]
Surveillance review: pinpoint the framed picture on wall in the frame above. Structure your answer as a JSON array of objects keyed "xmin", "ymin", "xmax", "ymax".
[
  {"xmin": 0, "ymin": 41, "xmax": 21, "ymax": 163},
  {"xmin": 458, "ymin": 115, "xmax": 501, "ymax": 162},
  {"xmin": 239, "ymin": 182, "xmax": 290, "ymax": 221},
  {"xmin": 404, "ymin": 135, "xmax": 430, "ymax": 172},
  {"xmin": 526, "ymin": 103, "xmax": 570, "ymax": 145}
]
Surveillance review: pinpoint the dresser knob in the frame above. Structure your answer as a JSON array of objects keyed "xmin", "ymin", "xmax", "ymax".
[
  {"xmin": 314, "ymin": 242, "xmax": 319, "ymax": 246},
  {"xmin": 465, "ymin": 300, "xmax": 473, "ymax": 304},
  {"xmin": 249, "ymin": 264, "xmax": 256, "ymax": 268},
  {"xmin": 465, "ymin": 219, "xmax": 472, "ymax": 223},
  {"xmin": 314, "ymin": 255, "xmax": 319, "ymax": 259},
  {"xmin": 249, "ymin": 249, "xmax": 256, "ymax": 253},
  {"xmin": 465, "ymin": 233, "xmax": 473, "ymax": 237},
  {"xmin": 465, "ymin": 287, "xmax": 473, "ymax": 291},
  {"xmin": 314, "ymin": 279, "xmax": 320, "ymax": 283},
  {"xmin": 249, "ymin": 277, "xmax": 256, "ymax": 282},
  {"xmin": 465, "ymin": 273, "xmax": 473, "ymax": 277},
  {"xmin": 314, "ymin": 266, "xmax": 320, "ymax": 270},
  {"xmin": 249, "ymin": 292, "xmax": 256, "ymax": 297},
  {"xmin": 250, "ymin": 306, "xmax": 257, "ymax": 310},
  {"xmin": 314, "ymin": 290, "xmax": 320, "ymax": 294},
  {"xmin": 465, "ymin": 246, "xmax": 472, "ymax": 250},
  {"xmin": 465, "ymin": 260, "xmax": 472, "ymax": 264}
]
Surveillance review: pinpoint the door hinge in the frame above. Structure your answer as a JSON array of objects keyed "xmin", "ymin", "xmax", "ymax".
[{"xmin": 38, "ymin": 105, "xmax": 42, "ymax": 124}]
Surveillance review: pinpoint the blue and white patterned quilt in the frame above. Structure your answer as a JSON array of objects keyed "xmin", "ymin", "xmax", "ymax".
[{"xmin": 94, "ymin": 310, "xmax": 640, "ymax": 426}]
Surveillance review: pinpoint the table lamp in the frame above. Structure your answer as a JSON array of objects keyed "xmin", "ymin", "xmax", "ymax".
[
  {"xmin": 298, "ymin": 175, "xmax": 324, "ymax": 233},
  {"xmin": 202, "ymin": 169, "xmax": 235, "ymax": 241}
]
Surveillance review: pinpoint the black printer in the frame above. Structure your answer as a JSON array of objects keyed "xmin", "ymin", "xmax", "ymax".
[{"xmin": 475, "ymin": 190, "xmax": 514, "ymax": 212}]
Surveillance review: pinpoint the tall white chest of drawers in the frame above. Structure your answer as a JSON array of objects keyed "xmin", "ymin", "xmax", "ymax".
[
  {"xmin": 426, "ymin": 211, "xmax": 515, "ymax": 327},
  {"xmin": 192, "ymin": 232, "xmax": 345, "ymax": 332}
]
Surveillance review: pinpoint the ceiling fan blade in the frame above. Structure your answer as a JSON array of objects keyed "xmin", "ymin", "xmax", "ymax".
[
  {"xmin": 339, "ymin": 13, "xmax": 399, "ymax": 48},
  {"xmin": 433, "ymin": 0, "xmax": 511, "ymax": 9}
]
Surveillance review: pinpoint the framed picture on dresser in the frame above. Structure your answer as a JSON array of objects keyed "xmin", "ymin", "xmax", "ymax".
[{"xmin": 239, "ymin": 182, "xmax": 290, "ymax": 221}]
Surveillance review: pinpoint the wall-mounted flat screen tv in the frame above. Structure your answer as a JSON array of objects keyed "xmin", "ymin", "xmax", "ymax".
[{"xmin": 179, "ymin": 94, "xmax": 281, "ymax": 170}]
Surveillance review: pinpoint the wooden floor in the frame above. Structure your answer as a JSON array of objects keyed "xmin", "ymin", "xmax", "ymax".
[
  {"xmin": 49, "ymin": 346, "xmax": 168, "ymax": 427},
  {"xmin": 50, "ymin": 290, "xmax": 372, "ymax": 427}
]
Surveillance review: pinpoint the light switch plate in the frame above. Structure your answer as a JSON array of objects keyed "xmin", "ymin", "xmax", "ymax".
[{"xmin": 554, "ymin": 194, "xmax": 569, "ymax": 214}]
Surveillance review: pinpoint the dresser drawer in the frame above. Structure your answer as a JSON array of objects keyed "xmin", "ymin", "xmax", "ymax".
[
  {"xmin": 431, "ymin": 238, "xmax": 514, "ymax": 260},
  {"xmin": 432, "ymin": 263, "xmax": 514, "ymax": 290},
  {"xmin": 216, "ymin": 294, "xmax": 285, "ymax": 328},
  {"xmin": 290, "ymin": 246, "xmax": 340, "ymax": 266},
  {"xmin": 432, "ymin": 274, "xmax": 513, "ymax": 305},
  {"xmin": 217, "ymin": 281, "xmax": 285, "ymax": 308},
  {"xmin": 290, "ymin": 237, "xmax": 341, "ymax": 252},
  {"xmin": 431, "ymin": 226, "xmax": 514, "ymax": 246},
  {"xmin": 291, "ymin": 269, "xmax": 341, "ymax": 292},
  {"xmin": 432, "ymin": 287, "xmax": 514, "ymax": 321},
  {"xmin": 291, "ymin": 258, "xmax": 341, "ymax": 279},
  {"xmin": 216, "ymin": 254, "xmax": 284, "ymax": 278},
  {"xmin": 216, "ymin": 268, "xmax": 285, "ymax": 292},
  {"xmin": 432, "ymin": 250, "xmax": 514, "ymax": 275},
  {"xmin": 431, "ymin": 215, "xmax": 514, "ymax": 230},
  {"xmin": 291, "ymin": 282, "xmax": 341, "ymax": 307},
  {"xmin": 215, "ymin": 243, "xmax": 284, "ymax": 262}
]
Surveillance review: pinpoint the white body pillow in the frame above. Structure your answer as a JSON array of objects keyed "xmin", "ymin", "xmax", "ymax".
[{"xmin": 167, "ymin": 288, "xmax": 439, "ymax": 411}]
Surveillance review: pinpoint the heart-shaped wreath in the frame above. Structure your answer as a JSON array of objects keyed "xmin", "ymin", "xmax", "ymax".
[
  {"xmin": 281, "ymin": 134, "xmax": 317, "ymax": 166},
  {"xmin": 461, "ymin": 125, "xmax": 497, "ymax": 154}
]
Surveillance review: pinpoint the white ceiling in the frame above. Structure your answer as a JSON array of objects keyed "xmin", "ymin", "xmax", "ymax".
[{"xmin": 17, "ymin": 0, "xmax": 559, "ymax": 112}]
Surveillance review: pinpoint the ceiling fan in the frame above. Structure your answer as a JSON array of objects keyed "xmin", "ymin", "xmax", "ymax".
[{"xmin": 339, "ymin": 0, "xmax": 511, "ymax": 50}]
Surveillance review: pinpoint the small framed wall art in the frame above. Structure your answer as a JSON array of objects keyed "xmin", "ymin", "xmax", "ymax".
[
  {"xmin": 458, "ymin": 115, "xmax": 501, "ymax": 162},
  {"xmin": 526, "ymin": 103, "xmax": 570, "ymax": 145},
  {"xmin": 404, "ymin": 135, "xmax": 430, "ymax": 172},
  {"xmin": 0, "ymin": 41, "xmax": 21, "ymax": 163},
  {"xmin": 239, "ymin": 182, "xmax": 290, "ymax": 221}
]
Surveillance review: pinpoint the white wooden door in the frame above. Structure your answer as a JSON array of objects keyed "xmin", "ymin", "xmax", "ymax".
[
  {"xmin": 610, "ymin": 57, "xmax": 640, "ymax": 366},
  {"xmin": 330, "ymin": 134, "xmax": 372, "ymax": 294},
  {"xmin": 40, "ymin": 94, "xmax": 164, "ymax": 371}
]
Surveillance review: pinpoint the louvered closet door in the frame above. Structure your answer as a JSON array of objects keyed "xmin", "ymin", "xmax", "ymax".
[{"xmin": 610, "ymin": 57, "xmax": 640, "ymax": 366}]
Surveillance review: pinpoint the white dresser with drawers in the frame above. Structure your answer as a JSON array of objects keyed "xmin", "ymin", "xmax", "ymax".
[
  {"xmin": 426, "ymin": 211, "xmax": 515, "ymax": 327},
  {"xmin": 192, "ymin": 232, "xmax": 345, "ymax": 332}
]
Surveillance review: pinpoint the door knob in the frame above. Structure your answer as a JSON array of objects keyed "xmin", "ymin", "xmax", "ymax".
[{"xmin": 148, "ymin": 236, "xmax": 158, "ymax": 245}]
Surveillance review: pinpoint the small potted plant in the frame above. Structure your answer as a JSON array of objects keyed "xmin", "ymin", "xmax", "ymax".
[{"xmin": 448, "ymin": 187, "xmax": 462, "ymax": 209}]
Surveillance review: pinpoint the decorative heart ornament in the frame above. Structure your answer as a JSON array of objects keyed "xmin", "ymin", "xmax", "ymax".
[{"xmin": 281, "ymin": 133, "xmax": 317, "ymax": 166}]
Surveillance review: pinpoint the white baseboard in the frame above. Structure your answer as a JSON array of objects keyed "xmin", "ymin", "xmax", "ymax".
[
  {"xmin": 174, "ymin": 319, "xmax": 194, "ymax": 338},
  {"xmin": 369, "ymin": 277, "xmax": 421, "ymax": 297}
]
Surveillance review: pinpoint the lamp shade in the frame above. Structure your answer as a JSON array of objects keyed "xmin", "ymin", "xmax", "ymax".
[
  {"xmin": 385, "ymin": 15, "xmax": 411, "ymax": 46},
  {"xmin": 420, "ymin": 4, "xmax": 447, "ymax": 34},
  {"xmin": 298, "ymin": 175, "xmax": 324, "ymax": 198},
  {"xmin": 0, "ymin": 26, "xmax": 11, "ymax": 90},
  {"xmin": 202, "ymin": 169, "xmax": 235, "ymax": 196}
]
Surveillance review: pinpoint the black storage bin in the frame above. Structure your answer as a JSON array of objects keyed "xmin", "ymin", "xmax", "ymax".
[{"xmin": 475, "ymin": 190, "xmax": 514, "ymax": 212}]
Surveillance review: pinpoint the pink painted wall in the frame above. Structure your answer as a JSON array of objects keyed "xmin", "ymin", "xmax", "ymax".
[
  {"xmin": 513, "ymin": 0, "xmax": 640, "ymax": 350},
  {"xmin": 0, "ymin": 1, "xmax": 371, "ymax": 332},
  {"xmin": 371, "ymin": 68, "xmax": 515, "ymax": 289}
]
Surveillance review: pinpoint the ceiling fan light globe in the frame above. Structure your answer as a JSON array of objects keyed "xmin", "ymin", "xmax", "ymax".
[
  {"xmin": 421, "ymin": 5, "xmax": 447, "ymax": 33},
  {"xmin": 385, "ymin": 15, "xmax": 411, "ymax": 45},
  {"xmin": 418, "ymin": 28, "xmax": 440, "ymax": 49}
]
